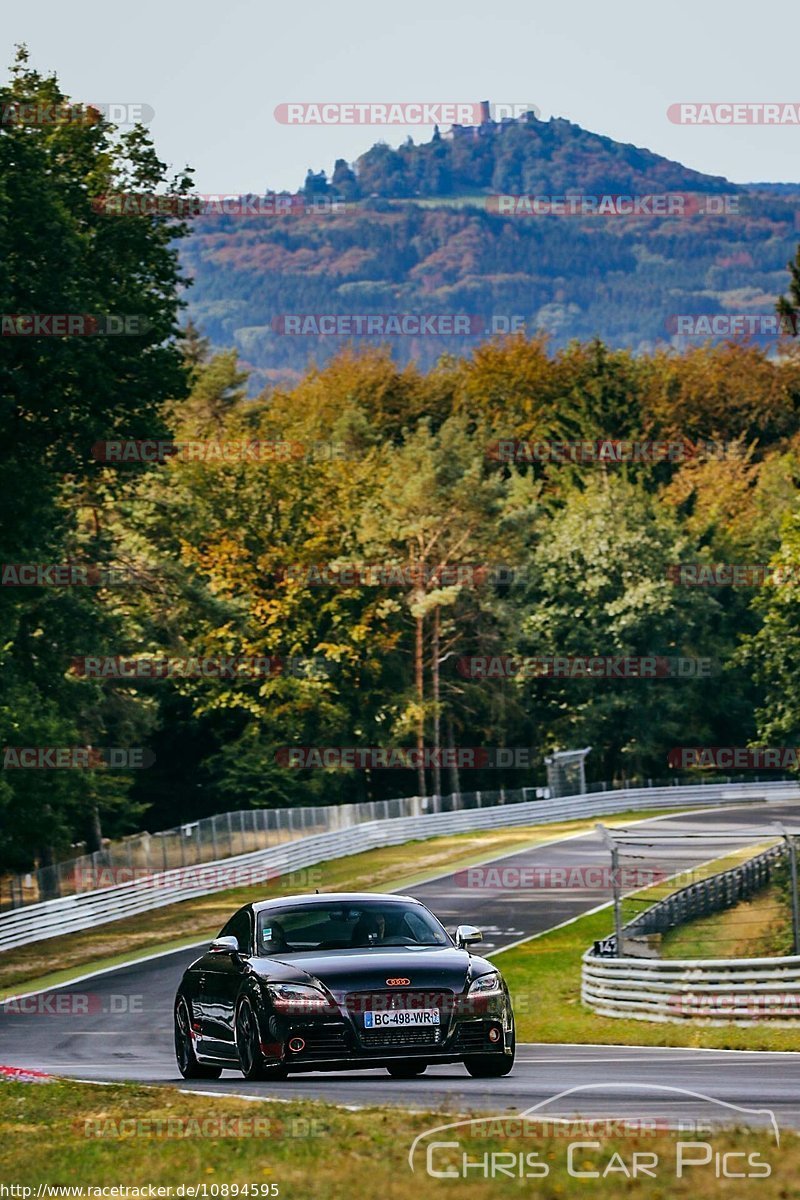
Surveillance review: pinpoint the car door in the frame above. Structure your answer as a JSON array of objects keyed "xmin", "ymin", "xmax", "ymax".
[
  {"xmin": 182, "ymin": 954, "xmax": 215, "ymax": 1053},
  {"xmin": 202, "ymin": 909, "xmax": 253, "ymax": 1056}
]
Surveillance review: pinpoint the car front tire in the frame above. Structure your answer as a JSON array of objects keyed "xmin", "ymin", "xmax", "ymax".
[
  {"xmin": 235, "ymin": 997, "xmax": 288, "ymax": 1082},
  {"xmin": 174, "ymin": 997, "xmax": 223, "ymax": 1080}
]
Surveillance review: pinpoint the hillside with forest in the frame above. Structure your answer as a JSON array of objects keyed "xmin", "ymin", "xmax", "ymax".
[
  {"xmin": 309, "ymin": 111, "xmax": 735, "ymax": 199},
  {"xmin": 181, "ymin": 112, "xmax": 800, "ymax": 391}
]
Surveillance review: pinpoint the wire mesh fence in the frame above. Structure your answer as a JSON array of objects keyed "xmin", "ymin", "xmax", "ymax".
[
  {"xmin": 1, "ymin": 770, "xmax": 794, "ymax": 912},
  {"xmin": 0, "ymin": 787, "xmax": 515, "ymax": 910},
  {"xmin": 592, "ymin": 823, "xmax": 800, "ymax": 959},
  {"xmin": 622, "ymin": 844, "xmax": 785, "ymax": 941}
]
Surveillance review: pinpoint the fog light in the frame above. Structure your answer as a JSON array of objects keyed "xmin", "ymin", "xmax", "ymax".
[
  {"xmin": 488, "ymin": 1026, "xmax": 501, "ymax": 1043},
  {"xmin": 288, "ymin": 1036, "xmax": 306, "ymax": 1053}
]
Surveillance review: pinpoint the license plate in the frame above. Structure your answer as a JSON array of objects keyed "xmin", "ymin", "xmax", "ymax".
[{"xmin": 363, "ymin": 1008, "xmax": 440, "ymax": 1028}]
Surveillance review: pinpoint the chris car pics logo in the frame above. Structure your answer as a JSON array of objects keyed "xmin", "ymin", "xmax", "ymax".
[{"xmin": 408, "ymin": 1085, "xmax": 778, "ymax": 1180}]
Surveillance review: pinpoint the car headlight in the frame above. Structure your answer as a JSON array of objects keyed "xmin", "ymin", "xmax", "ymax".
[
  {"xmin": 467, "ymin": 971, "xmax": 503, "ymax": 996},
  {"xmin": 265, "ymin": 983, "xmax": 331, "ymax": 1011}
]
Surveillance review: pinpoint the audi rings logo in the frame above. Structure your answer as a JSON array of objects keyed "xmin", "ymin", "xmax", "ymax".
[{"xmin": 386, "ymin": 977, "xmax": 410, "ymax": 986}]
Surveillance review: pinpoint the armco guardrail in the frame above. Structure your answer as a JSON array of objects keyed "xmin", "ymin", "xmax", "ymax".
[
  {"xmin": 582, "ymin": 951, "xmax": 800, "ymax": 1023},
  {"xmin": 582, "ymin": 838, "xmax": 800, "ymax": 1023},
  {"xmin": 0, "ymin": 779, "xmax": 795, "ymax": 953}
]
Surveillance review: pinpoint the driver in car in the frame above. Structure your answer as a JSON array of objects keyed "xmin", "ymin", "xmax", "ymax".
[{"xmin": 350, "ymin": 911, "xmax": 386, "ymax": 946}]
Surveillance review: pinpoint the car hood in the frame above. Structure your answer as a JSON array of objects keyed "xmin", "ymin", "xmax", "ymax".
[{"xmin": 247, "ymin": 945, "xmax": 493, "ymax": 994}]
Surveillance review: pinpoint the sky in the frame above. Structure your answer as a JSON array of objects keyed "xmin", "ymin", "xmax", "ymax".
[{"xmin": 6, "ymin": 0, "xmax": 800, "ymax": 194}]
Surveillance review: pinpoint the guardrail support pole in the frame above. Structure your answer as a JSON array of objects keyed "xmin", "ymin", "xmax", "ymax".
[
  {"xmin": 596, "ymin": 823, "xmax": 623, "ymax": 957},
  {"xmin": 774, "ymin": 822, "xmax": 800, "ymax": 955}
]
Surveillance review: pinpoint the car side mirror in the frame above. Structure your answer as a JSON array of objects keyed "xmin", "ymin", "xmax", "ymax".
[
  {"xmin": 210, "ymin": 935, "xmax": 239, "ymax": 954},
  {"xmin": 454, "ymin": 924, "xmax": 483, "ymax": 949}
]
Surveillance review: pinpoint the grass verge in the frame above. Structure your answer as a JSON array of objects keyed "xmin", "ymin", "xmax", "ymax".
[
  {"xmin": 661, "ymin": 883, "xmax": 793, "ymax": 959},
  {"xmin": 0, "ymin": 1077, "xmax": 794, "ymax": 1197},
  {"xmin": 0, "ymin": 809, "xmax": 688, "ymax": 998}
]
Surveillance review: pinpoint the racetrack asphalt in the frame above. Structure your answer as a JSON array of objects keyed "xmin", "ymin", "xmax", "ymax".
[{"xmin": 2, "ymin": 801, "xmax": 800, "ymax": 1128}]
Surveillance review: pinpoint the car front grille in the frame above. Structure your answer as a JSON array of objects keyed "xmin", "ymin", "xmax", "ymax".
[{"xmin": 361, "ymin": 1027, "xmax": 441, "ymax": 1049}]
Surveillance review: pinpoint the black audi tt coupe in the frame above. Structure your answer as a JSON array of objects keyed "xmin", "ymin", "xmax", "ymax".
[{"xmin": 174, "ymin": 892, "xmax": 515, "ymax": 1080}]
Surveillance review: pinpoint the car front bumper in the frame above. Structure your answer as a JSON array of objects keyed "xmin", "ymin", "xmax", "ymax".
[{"xmin": 261, "ymin": 996, "xmax": 514, "ymax": 1071}]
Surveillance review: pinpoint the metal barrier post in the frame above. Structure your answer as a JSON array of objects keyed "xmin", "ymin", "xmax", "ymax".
[
  {"xmin": 774, "ymin": 822, "xmax": 800, "ymax": 955},
  {"xmin": 596, "ymin": 823, "xmax": 623, "ymax": 957}
]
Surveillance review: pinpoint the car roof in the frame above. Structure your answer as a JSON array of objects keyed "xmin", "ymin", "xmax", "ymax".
[{"xmin": 250, "ymin": 892, "xmax": 419, "ymax": 914}]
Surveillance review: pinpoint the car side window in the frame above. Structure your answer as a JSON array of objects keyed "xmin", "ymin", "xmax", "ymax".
[{"xmin": 221, "ymin": 909, "xmax": 252, "ymax": 955}]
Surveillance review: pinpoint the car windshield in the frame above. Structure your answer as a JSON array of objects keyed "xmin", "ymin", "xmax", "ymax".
[{"xmin": 256, "ymin": 901, "xmax": 450, "ymax": 954}]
